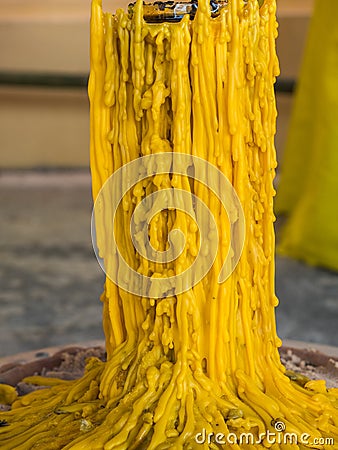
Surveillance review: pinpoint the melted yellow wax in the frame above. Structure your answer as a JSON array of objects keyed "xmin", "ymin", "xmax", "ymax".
[
  {"xmin": 1, "ymin": 0, "xmax": 338, "ymax": 449},
  {"xmin": 87, "ymin": 0, "xmax": 338, "ymax": 447}
]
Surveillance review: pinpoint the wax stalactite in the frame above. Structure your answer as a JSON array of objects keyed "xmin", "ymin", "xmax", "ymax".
[{"xmin": 1, "ymin": 0, "xmax": 338, "ymax": 449}]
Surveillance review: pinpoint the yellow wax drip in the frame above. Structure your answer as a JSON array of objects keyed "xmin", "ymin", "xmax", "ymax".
[{"xmin": 0, "ymin": 1, "xmax": 338, "ymax": 449}]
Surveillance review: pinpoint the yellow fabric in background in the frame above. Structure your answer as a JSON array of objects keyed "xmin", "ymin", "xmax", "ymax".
[{"xmin": 275, "ymin": 0, "xmax": 338, "ymax": 270}]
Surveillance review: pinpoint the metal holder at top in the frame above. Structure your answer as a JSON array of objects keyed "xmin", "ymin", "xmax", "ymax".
[{"xmin": 128, "ymin": 0, "xmax": 229, "ymax": 23}]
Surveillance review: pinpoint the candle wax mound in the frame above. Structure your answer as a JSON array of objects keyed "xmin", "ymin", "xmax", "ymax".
[{"xmin": 0, "ymin": 0, "xmax": 338, "ymax": 449}]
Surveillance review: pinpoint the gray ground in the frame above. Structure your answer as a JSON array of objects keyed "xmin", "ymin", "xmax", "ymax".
[{"xmin": 0, "ymin": 171, "xmax": 337, "ymax": 357}]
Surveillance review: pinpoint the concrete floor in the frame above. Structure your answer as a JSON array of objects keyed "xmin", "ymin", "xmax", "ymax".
[{"xmin": 0, "ymin": 171, "xmax": 337, "ymax": 357}]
